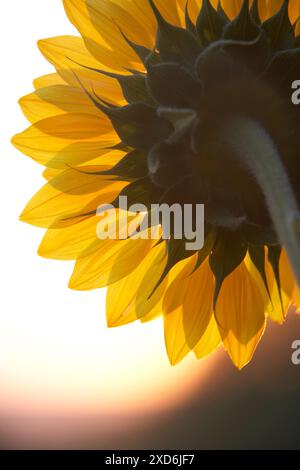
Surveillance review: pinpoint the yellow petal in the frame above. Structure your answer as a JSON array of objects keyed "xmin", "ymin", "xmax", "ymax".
[
  {"xmin": 86, "ymin": 0, "xmax": 155, "ymax": 48},
  {"xmin": 38, "ymin": 36, "xmax": 125, "ymax": 102},
  {"xmin": 20, "ymin": 168, "xmax": 124, "ymax": 227},
  {"xmin": 42, "ymin": 150, "xmax": 124, "ymax": 178},
  {"xmin": 280, "ymin": 249, "xmax": 296, "ymax": 298},
  {"xmin": 42, "ymin": 167, "xmax": 62, "ymax": 181},
  {"xmin": 153, "ymin": 0, "xmax": 185, "ymax": 26},
  {"xmin": 258, "ymin": 0, "xmax": 283, "ymax": 22},
  {"xmin": 19, "ymin": 85, "xmax": 103, "ymax": 124},
  {"xmin": 106, "ymin": 241, "xmax": 167, "ymax": 327},
  {"xmin": 34, "ymin": 73, "xmax": 67, "ymax": 89},
  {"xmin": 293, "ymin": 286, "xmax": 300, "ymax": 309},
  {"xmin": 39, "ymin": 208, "xmax": 137, "ymax": 259},
  {"xmin": 265, "ymin": 249, "xmax": 294, "ymax": 324},
  {"xmin": 39, "ymin": 215, "xmax": 100, "ymax": 259},
  {"xmin": 245, "ymin": 248, "xmax": 294, "ymax": 325},
  {"xmin": 193, "ymin": 313, "xmax": 222, "ymax": 360},
  {"xmin": 221, "ymin": 0, "xmax": 243, "ymax": 19},
  {"xmin": 163, "ymin": 257, "xmax": 213, "ymax": 365},
  {"xmin": 187, "ymin": 0, "xmax": 202, "ymax": 23},
  {"xmin": 187, "ymin": 0, "xmax": 221, "ymax": 22},
  {"xmin": 289, "ymin": 0, "xmax": 300, "ymax": 24},
  {"xmin": 215, "ymin": 262, "xmax": 266, "ymax": 369},
  {"xmin": 12, "ymin": 113, "xmax": 118, "ymax": 167},
  {"xmin": 62, "ymin": 1, "xmax": 142, "ymax": 70},
  {"xmin": 39, "ymin": 207, "xmax": 136, "ymax": 258},
  {"xmin": 69, "ymin": 229, "xmax": 158, "ymax": 290}
]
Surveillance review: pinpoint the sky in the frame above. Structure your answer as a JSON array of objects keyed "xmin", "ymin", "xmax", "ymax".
[{"xmin": 0, "ymin": 0, "xmax": 300, "ymax": 450}]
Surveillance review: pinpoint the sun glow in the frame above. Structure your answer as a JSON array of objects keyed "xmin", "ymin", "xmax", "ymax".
[{"xmin": 0, "ymin": 285, "xmax": 214, "ymax": 416}]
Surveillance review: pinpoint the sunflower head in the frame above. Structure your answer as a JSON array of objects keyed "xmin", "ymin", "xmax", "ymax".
[{"xmin": 12, "ymin": 0, "xmax": 300, "ymax": 369}]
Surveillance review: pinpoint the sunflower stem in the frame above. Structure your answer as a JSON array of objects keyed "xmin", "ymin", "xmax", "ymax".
[{"xmin": 222, "ymin": 116, "xmax": 300, "ymax": 289}]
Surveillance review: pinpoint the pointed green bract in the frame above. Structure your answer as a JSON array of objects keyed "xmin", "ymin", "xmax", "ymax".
[
  {"xmin": 185, "ymin": 2, "xmax": 196, "ymax": 34},
  {"xmin": 262, "ymin": 0, "xmax": 294, "ymax": 51},
  {"xmin": 268, "ymin": 245, "xmax": 284, "ymax": 311},
  {"xmin": 209, "ymin": 232, "xmax": 247, "ymax": 309},
  {"xmin": 148, "ymin": 0, "xmax": 201, "ymax": 69},
  {"xmin": 250, "ymin": 0, "xmax": 261, "ymax": 25},
  {"xmin": 196, "ymin": 0, "xmax": 226, "ymax": 46},
  {"xmin": 101, "ymin": 102, "xmax": 173, "ymax": 150},
  {"xmin": 223, "ymin": 0, "xmax": 259, "ymax": 41},
  {"xmin": 248, "ymin": 245, "xmax": 271, "ymax": 300},
  {"xmin": 146, "ymin": 63, "xmax": 202, "ymax": 108},
  {"xmin": 97, "ymin": 150, "xmax": 148, "ymax": 180}
]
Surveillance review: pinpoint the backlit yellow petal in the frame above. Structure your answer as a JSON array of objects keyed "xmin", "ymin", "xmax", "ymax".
[
  {"xmin": 38, "ymin": 36, "xmax": 125, "ymax": 102},
  {"xmin": 87, "ymin": 0, "xmax": 156, "ymax": 48},
  {"xmin": 69, "ymin": 231, "xmax": 157, "ymax": 290},
  {"xmin": 39, "ymin": 215, "xmax": 100, "ymax": 260},
  {"xmin": 265, "ymin": 249, "xmax": 294, "ymax": 324},
  {"xmin": 63, "ymin": 0, "xmax": 142, "ymax": 70},
  {"xmin": 193, "ymin": 313, "xmax": 222, "ymax": 360},
  {"xmin": 258, "ymin": 0, "xmax": 284, "ymax": 21},
  {"xmin": 34, "ymin": 73, "xmax": 67, "ymax": 89},
  {"xmin": 215, "ymin": 262, "xmax": 266, "ymax": 369},
  {"xmin": 163, "ymin": 257, "xmax": 213, "ymax": 365},
  {"xmin": 106, "ymin": 241, "xmax": 167, "ymax": 327},
  {"xmin": 20, "ymin": 168, "xmax": 124, "ymax": 227},
  {"xmin": 154, "ymin": 0, "xmax": 184, "ymax": 26},
  {"xmin": 19, "ymin": 85, "xmax": 102, "ymax": 123},
  {"xmin": 221, "ymin": 0, "xmax": 243, "ymax": 19},
  {"xmin": 38, "ymin": 206, "xmax": 130, "ymax": 258},
  {"xmin": 12, "ymin": 113, "xmax": 118, "ymax": 167}
]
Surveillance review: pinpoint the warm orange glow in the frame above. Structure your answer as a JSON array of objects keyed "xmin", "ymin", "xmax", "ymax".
[{"xmin": 0, "ymin": 299, "xmax": 216, "ymax": 417}]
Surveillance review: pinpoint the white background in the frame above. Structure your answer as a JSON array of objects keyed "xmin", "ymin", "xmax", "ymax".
[{"xmin": 0, "ymin": 0, "xmax": 212, "ymax": 439}]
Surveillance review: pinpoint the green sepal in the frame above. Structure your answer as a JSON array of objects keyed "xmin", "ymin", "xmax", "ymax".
[
  {"xmin": 209, "ymin": 230, "xmax": 247, "ymax": 309},
  {"xmin": 110, "ymin": 142, "xmax": 132, "ymax": 152},
  {"xmin": 68, "ymin": 61, "xmax": 153, "ymax": 105},
  {"xmin": 250, "ymin": 0, "xmax": 261, "ymax": 25},
  {"xmin": 196, "ymin": 0, "xmax": 227, "ymax": 46},
  {"xmin": 221, "ymin": 0, "xmax": 269, "ymax": 71},
  {"xmin": 262, "ymin": 0, "xmax": 295, "ymax": 52},
  {"xmin": 113, "ymin": 73, "xmax": 153, "ymax": 105},
  {"xmin": 148, "ymin": 0, "xmax": 201, "ymax": 70},
  {"xmin": 267, "ymin": 245, "xmax": 284, "ymax": 311},
  {"xmin": 149, "ymin": 236, "xmax": 197, "ymax": 297},
  {"xmin": 98, "ymin": 70, "xmax": 153, "ymax": 105},
  {"xmin": 223, "ymin": 0, "xmax": 259, "ymax": 41},
  {"xmin": 146, "ymin": 62, "xmax": 202, "ymax": 108},
  {"xmin": 120, "ymin": 34, "xmax": 153, "ymax": 65},
  {"xmin": 217, "ymin": 2, "xmax": 229, "ymax": 24},
  {"xmin": 192, "ymin": 228, "xmax": 217, "ymax": 273},
  {"xmin": 185, "ymin": 2, "xmax": 196, "ymax": 35},
  {"xmin": 113, "ymin": 176, "xmax": 162, "ymax": 209},
  {"xmin": 248, "ymin": 245, "xmax": 271, "ymax": 300},
  {"xmin": 95, "ymin": 150, "xmax": 148, "ymax": 180},
  {"xmin": 100, "ymin": 102, "xmax": 173, "ymax": 151}
]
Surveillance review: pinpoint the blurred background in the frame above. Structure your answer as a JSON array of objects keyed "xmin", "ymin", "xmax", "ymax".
[{"xmin": 1, "ymin": 0, "xmax": 300, "ymax": 450}]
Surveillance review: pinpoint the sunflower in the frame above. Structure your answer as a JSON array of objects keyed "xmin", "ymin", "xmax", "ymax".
[{"xmin": 12, "ymin": 0, "xmax": 300, "ymax": 369}]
